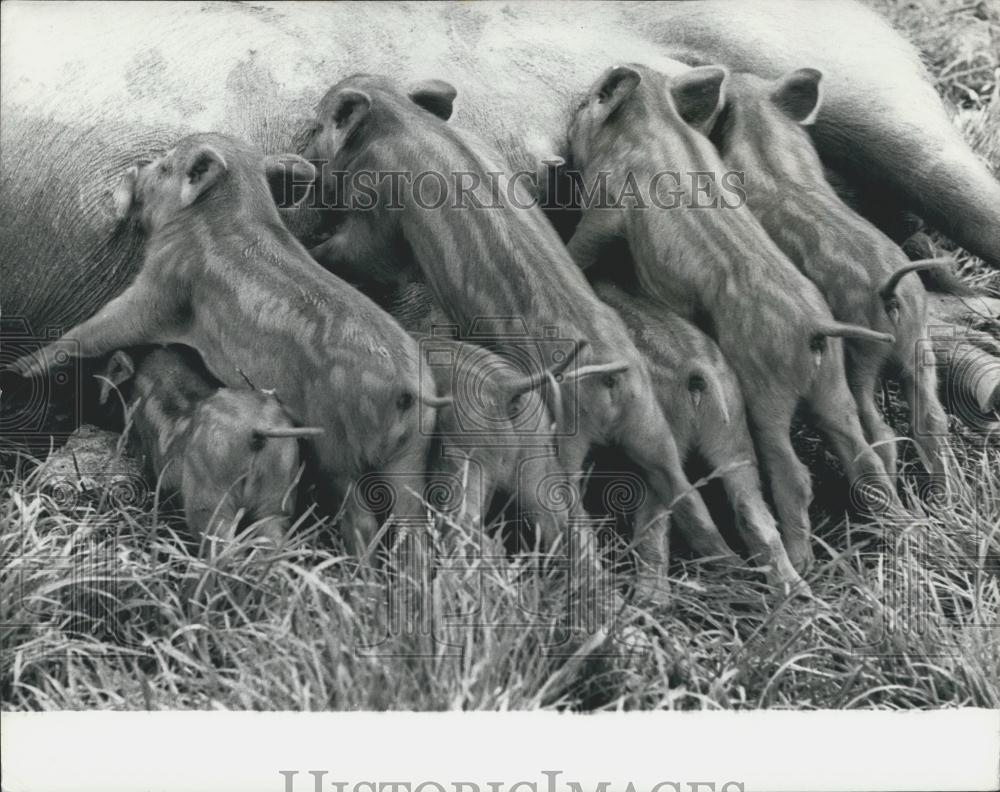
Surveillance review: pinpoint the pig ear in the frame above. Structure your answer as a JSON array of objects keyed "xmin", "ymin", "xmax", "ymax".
[
  {"xmin": 771, "ymin": 68, "xmax": 823, "ymax": 125},
  {"xmin": 594, "ymin": 65, "xmax": 642, "ymax": 119},
  {"xmin": 527, "ymin": 139, "xmax": 567, "ymax": 203},
  {"xmin": 330, "ymin": 89, "xmax": 371, "ymax": 133},
  {"xmin": 408, "ymin": 79, "xmax": 458, "ymax": 121},
  {"xmin": 264, "ymin": 153, "xmax": 317, "ymax": 208},
  {"xmin": 112, "ymin": 166, "xmax": 139, "ymax": 221},
  {"xmin": 180, "ymin": 145, "xmax": 227, "ymax": 208},
  {"xmin": 671, "ymin": 66, "xmax": 728, "ymax": 134},
  {"xmin": 97, "ymin": 350, "xmax": 135, "ymax": 405}
]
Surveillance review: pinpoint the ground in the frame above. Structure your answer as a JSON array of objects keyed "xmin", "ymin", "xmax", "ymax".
[{"xmin": 1, "ymin": 0, "xmax": 998, "ymax": 711}]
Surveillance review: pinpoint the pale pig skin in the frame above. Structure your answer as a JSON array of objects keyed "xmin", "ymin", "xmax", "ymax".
[{"xmin": 6, "ymin": 1, "xmax": 1000, "ymax": 354}]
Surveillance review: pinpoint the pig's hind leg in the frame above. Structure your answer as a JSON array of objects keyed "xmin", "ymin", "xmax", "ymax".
[
  {"xmin": 615, "ymin": 382, "xmax": 735, "ymax": 573},
  {"xmin": 846, "ymin": 344, "xmax": 899, "ymax": 480},
  {"xmin": 808, "ymin": 361, "xmax": 902, "ymax": 516},
  {"xmin": 698, "ymin": 411, "xmax": 805, "ymax": 591},
  {"xmin": 898, "ymin": 325, "xmax": 953, "ymax": 484},
  {"xmin": 744, "ymin": 387, "xmax": 815, "ymax": 573}
]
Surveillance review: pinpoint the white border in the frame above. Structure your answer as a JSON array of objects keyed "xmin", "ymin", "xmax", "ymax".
[{"xmin": 2, "ymin": 710, "xmax": 998, "ymax": 792}]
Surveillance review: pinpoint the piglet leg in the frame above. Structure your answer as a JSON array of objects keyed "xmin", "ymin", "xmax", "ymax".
[
  {"xmin": 809, "ymin": 372, "xmax": 903, "ymax": 515},
  {"xmin": 900, "ymin": 326, "xmax": 954, "ymax": 483},
  {"xmin": 747, "ymin": 390, "xmax": 815, "ymax": 573},
  {"xmin": 846, "ymin": 348, "xmax": 899, "ymax": 480},
  {"xmin": 11, "ymin": 284, "xmax": 171, "ymax": 378}
]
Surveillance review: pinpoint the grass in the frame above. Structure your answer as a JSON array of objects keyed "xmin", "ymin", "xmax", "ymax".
[
  {"xmin": 1, "ymin": 0, "xmax": 999, "ymax": 711},
  {"xmin": 2, "ymin": 434, "xmax": 998, "ymax": 711}
]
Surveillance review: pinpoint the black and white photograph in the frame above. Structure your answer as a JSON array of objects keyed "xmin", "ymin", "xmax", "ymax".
[{"xmin": 1, "ymin": 1, "xmax": 998, "ymax": 790}]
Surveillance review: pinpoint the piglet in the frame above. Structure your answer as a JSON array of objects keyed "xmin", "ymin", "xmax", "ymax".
[
  {"xmin": 99, "ymin": 345, "xmax": 322, "ymax": 548},
  {"xmin": 711, "ymin": 69, "xmax": 952, "ymax": 482},
  {"xmin": 595, "ymin": 281, "xmax": 804, "ymax": 591},
  {"xmin": 565, "ymin": 64, "xmax": 900, "ymax": 572},
  {"xmin": 13, "ymin": 133, "xmax": 445, "ymax": 559}
]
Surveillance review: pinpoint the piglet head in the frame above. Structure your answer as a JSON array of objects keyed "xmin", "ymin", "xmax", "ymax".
[
  {"xmin": 296, "ymin": 77, "xmax": 374, "ymax": 175},
  {"xmin": 568, "ymin": 64, "xmax": 643, "ymax": 169},
  {"xmin": 294, "ymin": 74, "xmax": 456, "ymax": 211},
  {"xmin": 114, "ymin": 133, "xmax": 317, "ymax": 231},
  {"xmin": 112, "ymin": 139, "xmax": 228, "ymax": 231},
  {"xmin": 711, "ymin": 68, "xmax": 823, "ymax": 170},
  {"xmin": 667, "ymin": 65, "xmax": 729, "ymax": 135}
]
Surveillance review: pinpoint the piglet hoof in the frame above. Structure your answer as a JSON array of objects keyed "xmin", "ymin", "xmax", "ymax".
[
  {"xmin": 250, "ymin": 518, "xmax": 288, "ymax": 549},
  {"xmin": 769, "ymin": 572, "xmax": 813, "ymax": 601},
  {"xmin": 784, "ymin": 541, "xmax": 815, "ymax": 576}
]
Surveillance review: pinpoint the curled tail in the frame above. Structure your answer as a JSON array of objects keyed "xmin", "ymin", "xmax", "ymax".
[
  {"xmin": 810, "ymin": 322, "xmax": 895, "ymax": 369},
  {"xmin": 878, "ymin": 258, "xmax": 955, "ymax": 301},
  {"xmin": 420, "ymin": 393, "xmax": 454, "ymax": 409},
  {"xmin": 901, "ymin": 236, "xmax": 975, "ymax": 296},
  {"xmin": 687, "ymin": 367, "xmax": 730, "ymax": 425},
  {"xmin": 814, "ymin": 322, "xmax": 895, "ymax": 345},
  {"xmin": 564, "ymin": 360, "xmax": 631, "ymax": 382},
  {"xmin": 507, "ymin": 340, "xmax": 588, "ymax": 397},
  {"xmin": 254, "ymin": 426, "xmax": 325, "ymax": 440}
]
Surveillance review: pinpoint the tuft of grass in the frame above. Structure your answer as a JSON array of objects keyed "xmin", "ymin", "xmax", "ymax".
[{"xmin": 2, "ymin": 427, "xmax": 998, "ymax": 711}]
